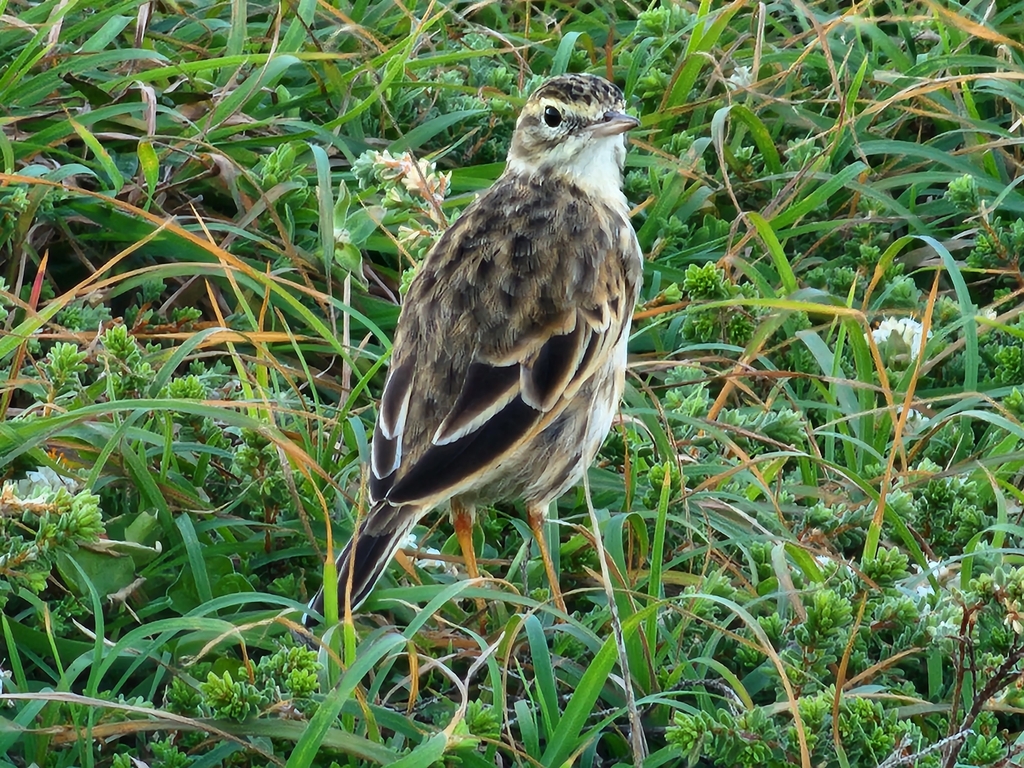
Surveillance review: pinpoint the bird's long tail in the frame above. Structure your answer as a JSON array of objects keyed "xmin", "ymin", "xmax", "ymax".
[{"xmin": 305, "ymin": 505, "xmax": 415, "ymax": 624}]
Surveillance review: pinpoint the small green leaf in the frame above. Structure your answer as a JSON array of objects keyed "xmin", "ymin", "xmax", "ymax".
[
  {"xmin": 70, "ymin": 118, "xmax": 124, "ymax": 191},
  {"xmin": 137, "ymin": 140, "xmax": 159, "ymax": 200}
]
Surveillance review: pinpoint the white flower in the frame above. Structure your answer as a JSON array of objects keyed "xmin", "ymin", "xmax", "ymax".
[
  {"xmin": 978, "ymin": 307, "xmax": 997, "ymax": 334},
  {"xmin": 16, "ymin": 466, "xmax": 79, "ymax": 499},
  {"xmin": 417, "ymin": 547, "xmax": 448, "ymax": 572},
  {"xmin": 370, "ymin": 150, "xmax": 450, "ymax": 213},
  {"xmin": 870, "ymin": 317, "xmax": 929, "ymax": 361},
  {"xmin": 726, "ymin": 66, "xmax": 753, "ymax": 90},
  {"xmin": 896, "ymin": 406, "xmax": 925, "ymax": 433},
  {"xmin": 400, "ymin": 532, "xmax": 451, "ymax": 572}
]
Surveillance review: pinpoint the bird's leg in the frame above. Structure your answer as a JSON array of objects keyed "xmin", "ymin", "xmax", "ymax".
[
  {"xmin": 451, "ymin": 498, "xmax": 485, "ymax": 612},
  {"xmin": 528, "ymin": 502, "xmax": 568, "ymax": 615}
]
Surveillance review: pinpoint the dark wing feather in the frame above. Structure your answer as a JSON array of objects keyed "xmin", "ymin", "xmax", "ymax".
[
  {"xmin": 432, "ymin": 361, "xmax": 521, "ymax": 446},
  {"xmin": 384, "ymin": 305, "xmax": 616, "ymax": 507},
  {"xmin": 520, "ymin": 318, "xmax": 587, "ymax": 411},
  {"xmin": 386, "ymin": 395, "xmax": 539, "ymax": 504},
  {"xmin": 369, "ymin": 362, "xmax": 413, "ymax": 501}
]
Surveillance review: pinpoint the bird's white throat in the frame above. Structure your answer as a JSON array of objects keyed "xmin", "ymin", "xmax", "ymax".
[{"xmin": 507, "ymin": 134, "xmax": 631, "ymax": 215}]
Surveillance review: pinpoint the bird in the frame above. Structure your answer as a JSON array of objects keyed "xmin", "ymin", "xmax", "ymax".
[{"xmin": 307, "ymin": 72, "xmax": 643, "ymax": 622}]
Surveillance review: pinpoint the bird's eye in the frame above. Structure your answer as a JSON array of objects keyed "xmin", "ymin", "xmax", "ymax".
[{"xmin": 543, "ymin": 105, "xmax": 563, "ymax": 128}]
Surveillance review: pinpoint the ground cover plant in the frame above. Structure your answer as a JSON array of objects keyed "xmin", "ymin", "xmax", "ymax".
[{"xmin": 3, "ymin": 0, "xmax": 1024, "ymax": 766}]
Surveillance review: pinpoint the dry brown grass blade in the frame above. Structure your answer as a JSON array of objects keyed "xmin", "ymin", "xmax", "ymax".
[{"xmin": 0, "ymin": 692, "xmax": 281, "ymax": 763}]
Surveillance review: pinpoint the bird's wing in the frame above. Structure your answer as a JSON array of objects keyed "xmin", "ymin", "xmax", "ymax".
[{"xmin": 365, "ymin": 176, "xmax": 639, "ymax": 519}]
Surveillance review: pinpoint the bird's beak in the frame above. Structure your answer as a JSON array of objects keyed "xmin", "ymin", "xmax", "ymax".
[{"xmin": 589, "ymin": 110, "xmax": 640, "ymax": 138}]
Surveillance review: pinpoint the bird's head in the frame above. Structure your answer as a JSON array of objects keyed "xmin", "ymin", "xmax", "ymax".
[{"xmin": 506, "ymin": 73, "xmax": 639, "ymax": 196}]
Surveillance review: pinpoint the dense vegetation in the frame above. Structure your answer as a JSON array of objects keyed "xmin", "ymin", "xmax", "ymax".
[{"xmin": 3, "ymin": 1, "xmax": 1024, "ymax": 766}]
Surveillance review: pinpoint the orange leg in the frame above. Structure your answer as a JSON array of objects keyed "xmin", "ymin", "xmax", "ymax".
[
  {"xmin": 452, "ymin": 498, "xmax": 485, "ymax": 612},
  {"xmin": 528, "ymin": 503, "xmax": 568, "ymax": 615}
]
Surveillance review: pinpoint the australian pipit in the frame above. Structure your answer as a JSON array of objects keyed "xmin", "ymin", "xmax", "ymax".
[{"xmin": 308, "ymin": 72, "xmax": 642, "ymax": 620}]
